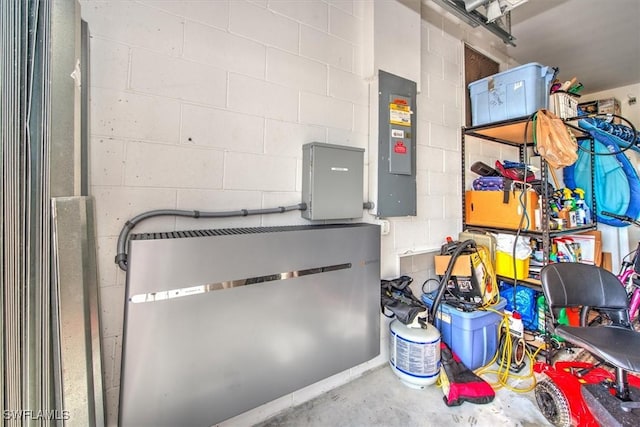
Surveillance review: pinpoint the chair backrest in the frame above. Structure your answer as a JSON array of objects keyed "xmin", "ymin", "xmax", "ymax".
[{"xmin": 540, "ymin": 263, "xmax": 628, "ymax": 323}]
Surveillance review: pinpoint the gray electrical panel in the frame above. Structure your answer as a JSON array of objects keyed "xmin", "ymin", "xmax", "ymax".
[
  {"xmin": 377, "ymin": 70, "xmax": 417, "ymax": 217},
  {"xmin": 302, "ymin": 142, "xmax": 364, "ymax": 220}
]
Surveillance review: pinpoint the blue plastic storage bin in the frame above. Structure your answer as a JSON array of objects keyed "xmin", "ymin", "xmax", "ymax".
[
  {"xmin": 468, "ymin": 62, "xmax": 554, "ymax": 126},
  {"xmin": 422, "ymin": 295, "xmax": 506, "ymax": 370}
]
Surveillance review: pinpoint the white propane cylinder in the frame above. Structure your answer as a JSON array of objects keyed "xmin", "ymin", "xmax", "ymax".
[{"xmin": 389, "ymin": 319, "xmax": 441, "ymax": 389}]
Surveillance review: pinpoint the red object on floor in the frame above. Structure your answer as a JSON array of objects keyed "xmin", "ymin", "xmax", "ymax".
[{"xmin": 534, "ymin": 360, "xmax": 640, "ymax": 426}]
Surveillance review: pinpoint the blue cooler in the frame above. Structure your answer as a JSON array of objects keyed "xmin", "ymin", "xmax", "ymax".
[{"xmin": 422, "ymin": 295, "xmax": 507, "ymax": 370}]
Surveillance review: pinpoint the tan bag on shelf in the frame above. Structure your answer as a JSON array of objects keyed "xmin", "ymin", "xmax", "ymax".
[{"xmin": 535, "ymin": 109, "xmax": 578, "ymax": 168}]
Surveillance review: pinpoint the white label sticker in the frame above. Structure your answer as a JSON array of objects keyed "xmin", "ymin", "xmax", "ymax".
[
  {"xmin": 436, "ymin": 311, "xmax": 451, "ymax": 324},
  {"xmin": 331, "ymin": 167, "xmax": 348, "ymax": 172},
  {"xmin": 391, "ymin": 129, "xmax": 404, "ymax": 138}
]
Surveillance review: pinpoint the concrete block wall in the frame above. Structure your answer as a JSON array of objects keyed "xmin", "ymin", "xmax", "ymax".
[
  {"xmin": 80, "ymin": 1, "xmax": 514, "ymax": 425},
  {"xmin": 81, "ymin": 1, "xmax": 369, "ymax": 424}
]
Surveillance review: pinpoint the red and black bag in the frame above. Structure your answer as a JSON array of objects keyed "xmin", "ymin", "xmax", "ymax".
[
  {"xmin": 439, "ymin": 342, "xmax": 495, "ymax": 407},
  {"xmin": 495, "ymin": 160, "xmax": 535, "ymax": 182}
]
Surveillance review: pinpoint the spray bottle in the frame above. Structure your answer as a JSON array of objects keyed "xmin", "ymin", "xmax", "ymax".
[
  {"xmin": 509, "ymin": 311, "xmax": 524, "ymax": 339},
  {"xmin": 573, "ymin": 188, "xmax": 591, "ymax": 224},
  {"xmin": 561, "ymin": 188, "xmax": 575, "ymax": 208},
  {"xmin": 561, "ymin": 188, "xmax": 578, "ymax": 227}
]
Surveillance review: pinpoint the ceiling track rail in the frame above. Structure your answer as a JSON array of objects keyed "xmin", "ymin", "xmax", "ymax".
[{"xmin": 429, "ymin": 0, "xmax": 517, "ymax": 46}]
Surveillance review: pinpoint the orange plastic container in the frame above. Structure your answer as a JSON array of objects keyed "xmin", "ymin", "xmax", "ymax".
[
  {"xmin": 567, "ymin": 307, "xmax": 581, "ymax": 326},
  {"xmin": 465, "ymin": 190, "xmax": 538, "ymax": 230}
]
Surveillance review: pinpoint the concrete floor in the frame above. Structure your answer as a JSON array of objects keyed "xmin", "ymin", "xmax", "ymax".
[
  {"xmin": 251, "ymin": 320, "xmax": 640, "ymax": 426},
  {"xmin": 255, "ymin": 362, "xmax": 552, "ymax": 427}
]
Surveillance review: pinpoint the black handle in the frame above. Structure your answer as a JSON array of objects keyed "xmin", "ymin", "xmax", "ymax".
[
  {"xmin": 601, "ymin": 211, "xmax": 632, "ymax": 222},
  {"xmin": 601, "ymin": 211, "xmax": 640, "ymax": 227}
]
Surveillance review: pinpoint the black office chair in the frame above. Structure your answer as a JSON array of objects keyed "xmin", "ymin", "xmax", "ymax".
[{"xmin": 541, "ymin": 263, "xmax": 640, "ymax": 423}]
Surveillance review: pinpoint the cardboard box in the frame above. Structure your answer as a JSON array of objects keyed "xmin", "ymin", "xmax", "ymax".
[
  {"xmin": 435, "ymin": 255, "xmax": 472, "ymax": 276},
  {"xmin": 465, "ymin": 190, "xmax": 538, "ymax": 230},
  {"xmin": 597, "ymin": 97, "xmax": 620, "ymax": 115},
  {"xmin": 565, "ymin": 230, "xmax": 602, "ymax": 265},
  {"xmin": 602, "ymin": 252, "xmax": 613, "ymax": 272},
  {"xmin": 578, "ymin": 100, "xmax": 598, "ymax": 115},
  {"xmin": 579, "ymin": 98, "xmax": 621, "ymax": 123}
]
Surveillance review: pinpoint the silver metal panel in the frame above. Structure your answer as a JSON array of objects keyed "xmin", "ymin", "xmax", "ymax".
[
  {"xmin": 301, "ymin": 143, "xmax": 365, "ymax": 220},
  {"xmin": 120, "ymin": 224, "xmax": 380, "ymax": 427},
  {"xmin": 52, "ymin": 196, "xmax": 105, "ymax": 427},
  {"xmin": 80, "ymin": 19, "xmax": 90, "ymax": 196},
  {"xmin": 2, "ymin": 0, "xmax": 87, "ymax": 424},
  {"xmin": 50, "ymin": 0, "xmax": 82, "ymax": 197}
]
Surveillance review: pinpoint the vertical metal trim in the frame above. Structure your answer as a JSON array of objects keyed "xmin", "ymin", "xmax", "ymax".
[
  {"xmin": 2, "ymin": 0, "xmax": 27, "ymax": 422},
  {"xmin": 80, "ymin": 19, "xmax": 89, "ymax": 197},
  {"xmin": 52, "ymin": 196, "xmax": 105, "ymax": 427},
  {"xmin": 0, "ymin": 0, "xmax": 8, "ymax": 416},
  {"xmin": 49, "ymin": 0, "xmax": 81, "ymax": 197},
  {"xmin": 85, "ymin": 198, "xmax": 106, "ymax": 427},
  {"xmin": 27, "ymin": 0, "xmax": 46, "ymax": 422},
  {"xmin": 541, "ymin": 158, "xmax": 550, "ymax": 265},
  {"xmin": 589, "ymin": 138, "xmax": 597, "ymax": 223},
  {"xmin": 461, "ymin": 128, "xmax": 467, "ymax": 228}
]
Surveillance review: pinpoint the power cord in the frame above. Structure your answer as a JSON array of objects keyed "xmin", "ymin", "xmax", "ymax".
[
  {"xmin": 572, "ymin": 113, "xmax": 637, "ymax": 156},
  {"xmin": 475, "ymin": 308, "xmax": 545, "ymax": 393}
]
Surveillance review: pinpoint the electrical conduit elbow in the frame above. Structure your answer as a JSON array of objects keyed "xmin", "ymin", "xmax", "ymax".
[{"xmin": 114, "ymin": 203, "xmax": 307, "ymax": 271}]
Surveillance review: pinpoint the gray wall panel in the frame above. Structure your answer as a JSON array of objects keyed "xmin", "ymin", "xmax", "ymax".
[{"xmin": 120, "ymin": 223, "xmax": 380, "ymax": 427}]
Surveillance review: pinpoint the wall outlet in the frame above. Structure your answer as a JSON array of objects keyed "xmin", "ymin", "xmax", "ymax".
[{"xmin": 378, "ymin": 219, "xmax": 390, "ymax": 235}]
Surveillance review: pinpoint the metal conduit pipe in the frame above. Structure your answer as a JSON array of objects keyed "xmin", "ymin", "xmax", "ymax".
[
  {"xmin": 115, "ymin": 203, "xmax": 308, "ymax": 271},
  {"xmin": 115, "ymin": 201, "xmax": 376, "ymax": 271}
]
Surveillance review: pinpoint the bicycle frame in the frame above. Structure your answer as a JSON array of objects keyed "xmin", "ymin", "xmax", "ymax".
[{"xmin": 617, "ymin": 241, "xmax": 640, "ymax": 322}]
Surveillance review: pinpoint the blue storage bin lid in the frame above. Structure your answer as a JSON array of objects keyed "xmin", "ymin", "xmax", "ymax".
[
  {"xmin": 467, "ymin": 62, "xmax": 554, "ymax": 89},
  {"xmin": 421, "ymin": 293, "xmax": 507, "ymax": 317}
]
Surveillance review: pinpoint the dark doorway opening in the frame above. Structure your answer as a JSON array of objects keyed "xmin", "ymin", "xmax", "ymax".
[{"xmin": 464, "ymin": 45, "xmax": 499, "ymax": 127}]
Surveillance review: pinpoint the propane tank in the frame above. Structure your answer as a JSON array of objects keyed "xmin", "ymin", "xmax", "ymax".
[{"xmin": 389, "ymin": 319, "xmax": 441, "ymax": 389}]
